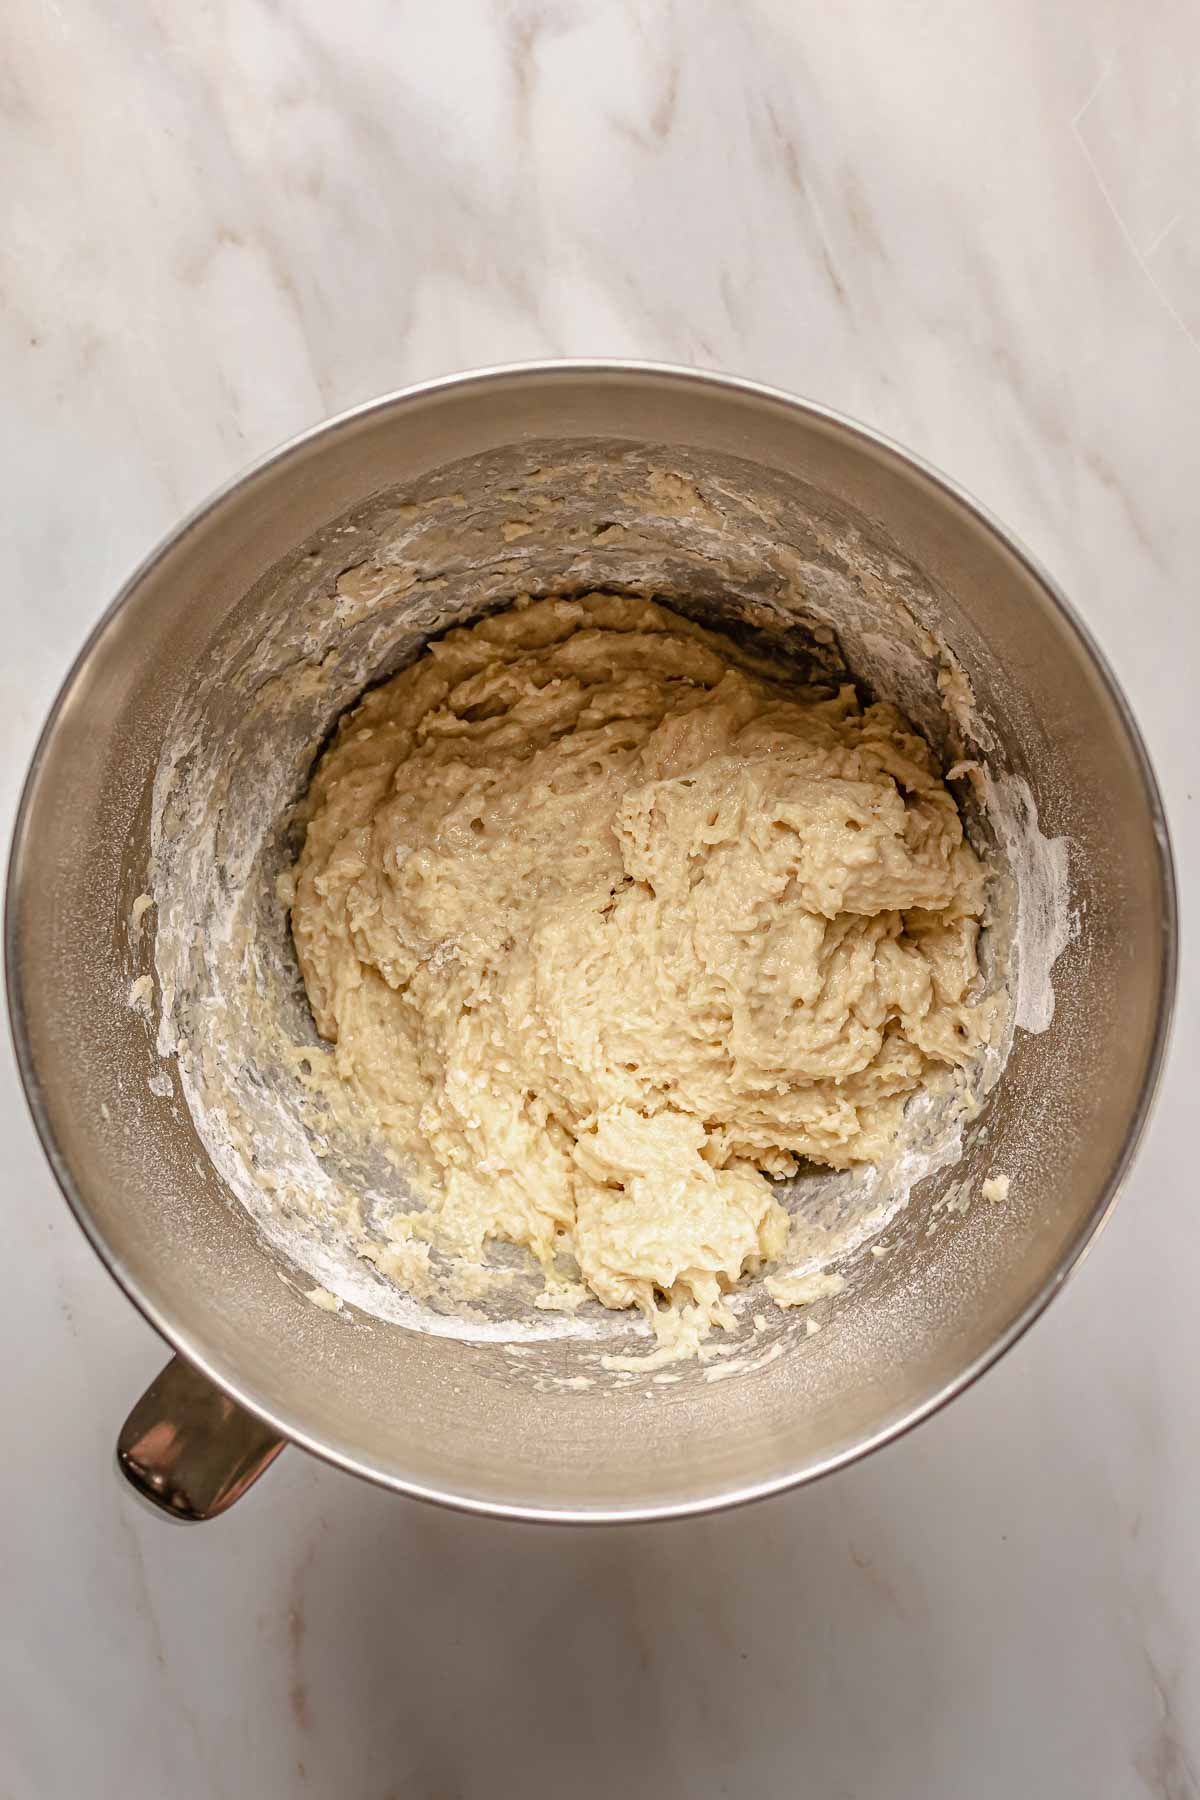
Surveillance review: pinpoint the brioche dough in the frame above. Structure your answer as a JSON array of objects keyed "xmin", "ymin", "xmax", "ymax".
[{"xmin": 292, "ymin": 594, "xmax": 994, "ymax": 1358}]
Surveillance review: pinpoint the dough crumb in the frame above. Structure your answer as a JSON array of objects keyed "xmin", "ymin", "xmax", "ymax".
[
  {"xmin": 765, "ymin": 1269, "xmax": 847, "ymax": 1309},
  {"xmin": 533, "ymin": 1279, "xmax": 590, "ymax": 1313},
  {"xmin": 981, "ymin": 1173, "xmax": 1010, "ymax": 1204},
  {"xmin": 305, "ymin": 1285, "xmax": 341, "ymax": 1311},
  {"xmin": 127, "ymin": 974, "xmax": 154, "ymax": 1017}
]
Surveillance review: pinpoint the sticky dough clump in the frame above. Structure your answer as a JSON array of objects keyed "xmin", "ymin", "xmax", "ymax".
[{"xmin": 292, "ymin": 593, "xmax": 994, "ymax": 1359}]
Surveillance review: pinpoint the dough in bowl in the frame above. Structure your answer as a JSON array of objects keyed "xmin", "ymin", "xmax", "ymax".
[{"xmin": 292, "ymin": 593, "xmax": 996, "ymax": 1361}]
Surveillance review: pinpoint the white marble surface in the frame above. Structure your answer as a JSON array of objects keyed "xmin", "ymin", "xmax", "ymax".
[{"xmin": 3, "ymin": 1, "xmax": 1198, "ymax": 1794}]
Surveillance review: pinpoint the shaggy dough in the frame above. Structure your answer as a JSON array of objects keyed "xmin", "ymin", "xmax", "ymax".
[{"xmin": 292, "ymin": 593, "xmax": 994, "ymax": 1359}]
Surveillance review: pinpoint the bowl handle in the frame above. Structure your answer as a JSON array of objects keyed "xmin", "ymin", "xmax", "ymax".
[{"xmin": 116, "ymin": 1355, "xmax": 287, "ymax": 1522}]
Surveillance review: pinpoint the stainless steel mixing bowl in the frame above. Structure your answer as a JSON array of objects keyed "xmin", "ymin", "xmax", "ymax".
[{"xmin": 6, "ymin": 363, "xmax": 1176, "ymax": 1523}]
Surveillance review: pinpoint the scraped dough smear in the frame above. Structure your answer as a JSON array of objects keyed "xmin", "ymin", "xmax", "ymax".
[{"xmin": 292, "ymin": 594, "xmax": 995, "ymax": 1362}]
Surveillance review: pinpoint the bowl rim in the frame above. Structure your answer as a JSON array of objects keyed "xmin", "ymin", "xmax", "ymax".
[{"xmin": 5, "ymin": 357, "xmax": 1180, "ymax": 1523}]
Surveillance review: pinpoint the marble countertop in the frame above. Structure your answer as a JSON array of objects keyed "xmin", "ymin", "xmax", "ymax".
[{"xmin": 3, "ymin": 2, "xmax": 1197, "ymax": 1794}]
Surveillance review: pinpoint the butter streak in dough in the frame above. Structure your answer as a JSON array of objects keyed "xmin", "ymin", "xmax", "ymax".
[{"xmin": 292, "ymin": 594, "xmax": 993, "ymax": 1358}]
